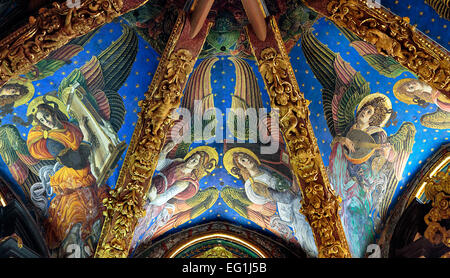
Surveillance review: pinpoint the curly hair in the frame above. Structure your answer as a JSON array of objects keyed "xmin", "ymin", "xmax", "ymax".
[
  {"xmin": 0, "ymin": 83, "xmax": 29, "ymax": 106},
  {"xmin": 356, "ymin": 96, "xmax": 392, "ymax": 127}
]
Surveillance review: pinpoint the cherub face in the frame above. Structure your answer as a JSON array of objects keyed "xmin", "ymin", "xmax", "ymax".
[
  {"xmin": 36, "ymin": 110, "xmax": 57, "ymax": 129},
  {"xmin": 357, "ymin": 105, "xmax": 375, "ymax": 124}
]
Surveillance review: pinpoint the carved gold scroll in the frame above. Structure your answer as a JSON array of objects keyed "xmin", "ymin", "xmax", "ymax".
[
  {"xmin": 94, "ymin": 10, "xmax": 212, "ymax": 258},
  {"xmin": 0, "ymin": 0, "xmax": 125, "ymax": 87},
  {"xmin": 245, "ymin": 16, "xmax": 351, "ymax": 258},
  {"xmin": 303, "ymin": 0, "xmax": 450, "ymax": 97}
]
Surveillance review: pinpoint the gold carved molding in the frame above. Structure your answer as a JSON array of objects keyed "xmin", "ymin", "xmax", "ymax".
[
  {"xmin": 324, "ymin": 0, "xmax": 450, "ymax": 96},
  {"xmin": 245, "ymin": 16, "xmax": 351, "ymax": 258},
  {"xmin": 0, "ymin": 0, "xmax": 125, "ymax": 86},
  {"xmin": 94, "ymin": 10, "xmax": 212, "ymax": 258}
]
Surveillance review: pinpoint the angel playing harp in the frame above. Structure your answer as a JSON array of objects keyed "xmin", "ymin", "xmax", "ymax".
[
  {"xmin": 301, "ymin": 29, "xmax": 416, "ymax": 257},
  {"xmin": 221, "ymin": 147, "xmax": 318, "ymax": 257},
  {"xmin": 130, "ymin": 143, "xmax": 219, "ymax": 253}
]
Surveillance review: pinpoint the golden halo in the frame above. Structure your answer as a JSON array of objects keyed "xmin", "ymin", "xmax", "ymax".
[
  {"xmin": 1, "ymin": 78, "xmax": 35, "ymax": 107},
  {"xmin": 393, "ymin": 78, "xmax": 417, "ymax": 105},
  {"xmin": 223, "ymin": 147, "xmax": 260, "ymax": 179},
  {"xmin": 357, "ymin": 93, "xmax": 392, "ymax": 128},
  {"xmin": 26, "ymin": 95, "xmax": 70, "ymax": 125},
  {"xmin": 184, "ymin": 146, "xmax": 219, "ymax": 172}
]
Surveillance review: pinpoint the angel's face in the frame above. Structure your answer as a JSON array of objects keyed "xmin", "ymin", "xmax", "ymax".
[
  {"xmin": 236, "ymin": 153, "xmax": 256, "ymax": 170},
  {"xmin": 186, "ymin": 153, "xmax": 201, "ymax": 169},
  {"xmin": 0, "ymin": 87, "xmax": 20, "ymax": 97},
  {"xmin": 36, "ymin": 110, "xmax": 57, "ymax": 129},
  {"xmin": 357, "ymin": 105, "xmax": 375, "ymax": 124},
  {"xmin": 404, "ymin": 81, "xmax": 422, "ymax": 93}
]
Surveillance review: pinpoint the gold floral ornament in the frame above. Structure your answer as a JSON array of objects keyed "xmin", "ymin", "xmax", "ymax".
[
  {"xmin": 0, "ymin": 0, "xmax": 123, "ymax": 85},
  {"xmin": 423, "ymin": 168, "xmax": 450, "ymax": 257},
  {"xmin": 326, "ymin": 0, "xmax": 450, "ymax": 96}
]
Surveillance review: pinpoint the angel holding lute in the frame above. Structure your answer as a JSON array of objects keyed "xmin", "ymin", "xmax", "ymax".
[{"xmin": 301, "ymin": 29, "xmax": 416, "ymax": 257}]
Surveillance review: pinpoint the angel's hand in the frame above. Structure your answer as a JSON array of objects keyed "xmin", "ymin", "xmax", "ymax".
[{"xmin": 338, "ymin": 137, "xmax": 355, "ymax": 153}]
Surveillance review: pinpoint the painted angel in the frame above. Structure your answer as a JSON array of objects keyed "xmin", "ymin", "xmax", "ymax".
[
  {"xmin": 301, "ymin": 29, "xmax": 416, "ymax": 257},
  {"xmin": 53, "ymin": 24, "xmax": 138, "ymax": 185},
  {"xmin": 336, "ymin": 26, "xmax": 409, "ymax": 78},
  {"xmin": 130, "ymin": 143, "xmax": 219, "ymax": 253},
  {"xmin": 221, "ymin": 147, "xmax": 318, "ymax": 257}
]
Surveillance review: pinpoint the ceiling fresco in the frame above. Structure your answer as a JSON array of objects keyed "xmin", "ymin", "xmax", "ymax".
[{"xmin": 0, "ymin": 0, "xmax": 448, "ymax": 258}]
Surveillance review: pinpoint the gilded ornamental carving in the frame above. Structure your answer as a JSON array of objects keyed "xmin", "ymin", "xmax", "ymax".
[{"xmin": 246, "ymin": 16, "xmax": 351, "ymax": 258}]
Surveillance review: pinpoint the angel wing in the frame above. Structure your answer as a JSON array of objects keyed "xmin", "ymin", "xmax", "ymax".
[
  {"xmin": 57, "ymin": 24, "xmax": 137, "ymax": 132},
  {"xmin": 336, "ymin": 26, "xmax": 409, "ymax": 78},
  {"xmin": 227, "ymin": 57, "xmax": 263, "ymax": 141},
  {"xmin": 220, "ymin": 186, "xmax": 278, "ymax": 231},
  {"xmin": 52, "ymin": 24, "xmax": 137, "ymax": 184},
  {"xmin": 179, "ymin": 57, "xmax": 218, "ymax": 141},
  {"xmin": 420, "ymin": 108, "xmax": 450, "ymax": 129},
  {"xmin": 0, "ymin": 125, "xmax": 54, "ymax": 198},
  {"xmin": 150, "ymin": 187, "xmax": 219, "ymax": 239},
  {"xmin": 378, "ymin": 121, "xmax": 416, "ymax": 219},
  {"xmin": 24, "ymin": 27, "xmax": 100, "ymax": 81},
  {"xmin": 301, "ymin": 29, "xmax": 371, "ymax": 137}
]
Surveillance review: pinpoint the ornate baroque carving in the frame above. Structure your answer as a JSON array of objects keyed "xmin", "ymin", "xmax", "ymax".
[
  {"xmin": 423, "ymin": 167, "xmax": 450, "ymax": 257},
  {"xmin": 0, "ymin": 0, "xmax": 124, "ymax": 86},
  {"xmin": 94, "ymin": 10, "xmax": 211, "ymax": 258},
  {"xmin": 245, "ymin": 16, "xmax": 351, "ymax": 258},
  {"xmin": 325, "ymin": 0, "xmax": 450, "ymax": 96}
]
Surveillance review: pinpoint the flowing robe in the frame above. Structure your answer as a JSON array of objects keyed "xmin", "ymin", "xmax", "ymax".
[{"xmin": 27, "ymin": 122, "xmax": 105, "ymax": 249}]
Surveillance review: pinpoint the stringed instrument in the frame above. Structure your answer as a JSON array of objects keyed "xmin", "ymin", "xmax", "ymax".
[{"xmin": 343, "ymin": 129, "xmax": 383, "ymax": 164}]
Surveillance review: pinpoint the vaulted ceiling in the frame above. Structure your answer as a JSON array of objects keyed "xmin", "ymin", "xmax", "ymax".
[{"xmin": 0, "ymin": 0, "xmax": 448, "ymax": 258}]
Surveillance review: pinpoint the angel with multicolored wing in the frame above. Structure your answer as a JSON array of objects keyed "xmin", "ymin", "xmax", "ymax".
[
  {"xmin": 47, "ymin": 24, "xmax": 138, "ymax": 185},
  {"xmin": 130, "ymin": 144, "xmax": 219, "ymax": 253},
  {"xmin": 301, "ymin": 29, "xmax": 416, "ymax": 257},
  {"xmin": 336, "ymin": 26, "xmax": 409, "ymax": 78},
  {"xmin": 24, "ymin": 28, "xmax": 100, "ymax": 81},
  {"xmin": 0, "ymin": 124, "xmax": 55, "ymax": 204},
  {"xmin": 226, "ymin": 57, "xmax": 264, "ymax": 141},
  {"xmin": 221, "ymin": 147, "xmax": 318, "ymax": 258}
]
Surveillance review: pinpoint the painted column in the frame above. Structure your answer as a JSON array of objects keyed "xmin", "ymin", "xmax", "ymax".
[
  {"xmin": 245, "ymin": 16, "xmax": 352, "ymax": 258},
  {"xmin": 94, "ymin": 10, "xmax": 213, "ymax": 258}
]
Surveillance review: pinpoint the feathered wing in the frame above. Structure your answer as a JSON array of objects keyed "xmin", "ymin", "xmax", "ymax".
[
  {"xmin": 378, "ymin": 122, "xmax": 416, "ymax": 219},
  {"xmin": 180, "ymin": 57, "xmax": 218, "ymax": 141},
  {"xmin": 57, "ymin": 24, "xmax": 138, "ymax": 133},
  {"xmin": 227, "ymin": 57, "xmax": 263, "ymax": 140},
  {"xmin": 301, "ymin": 29, "xmax": 371, "ymax": 137},
  {"xmin": 336, "ymin": 26, "xmax": 409, "ymax": 78},
  {"xmin": 420, "ymin": 108, "xmax": 450, "ymax": 129},
  {"xmin": 151, "ymin": 187, "xmax": 219, "ymax": 239},
  {"xmin": 0, "ymin": 125, "xmax": 55, "ymax": 198},
  {"xmin": 24, "ymin": 27, "xmax": 100, "ymax": 81},
  {"xmin": 221, "ymin": 186, "xmax": 277, "ymax": 231}
]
